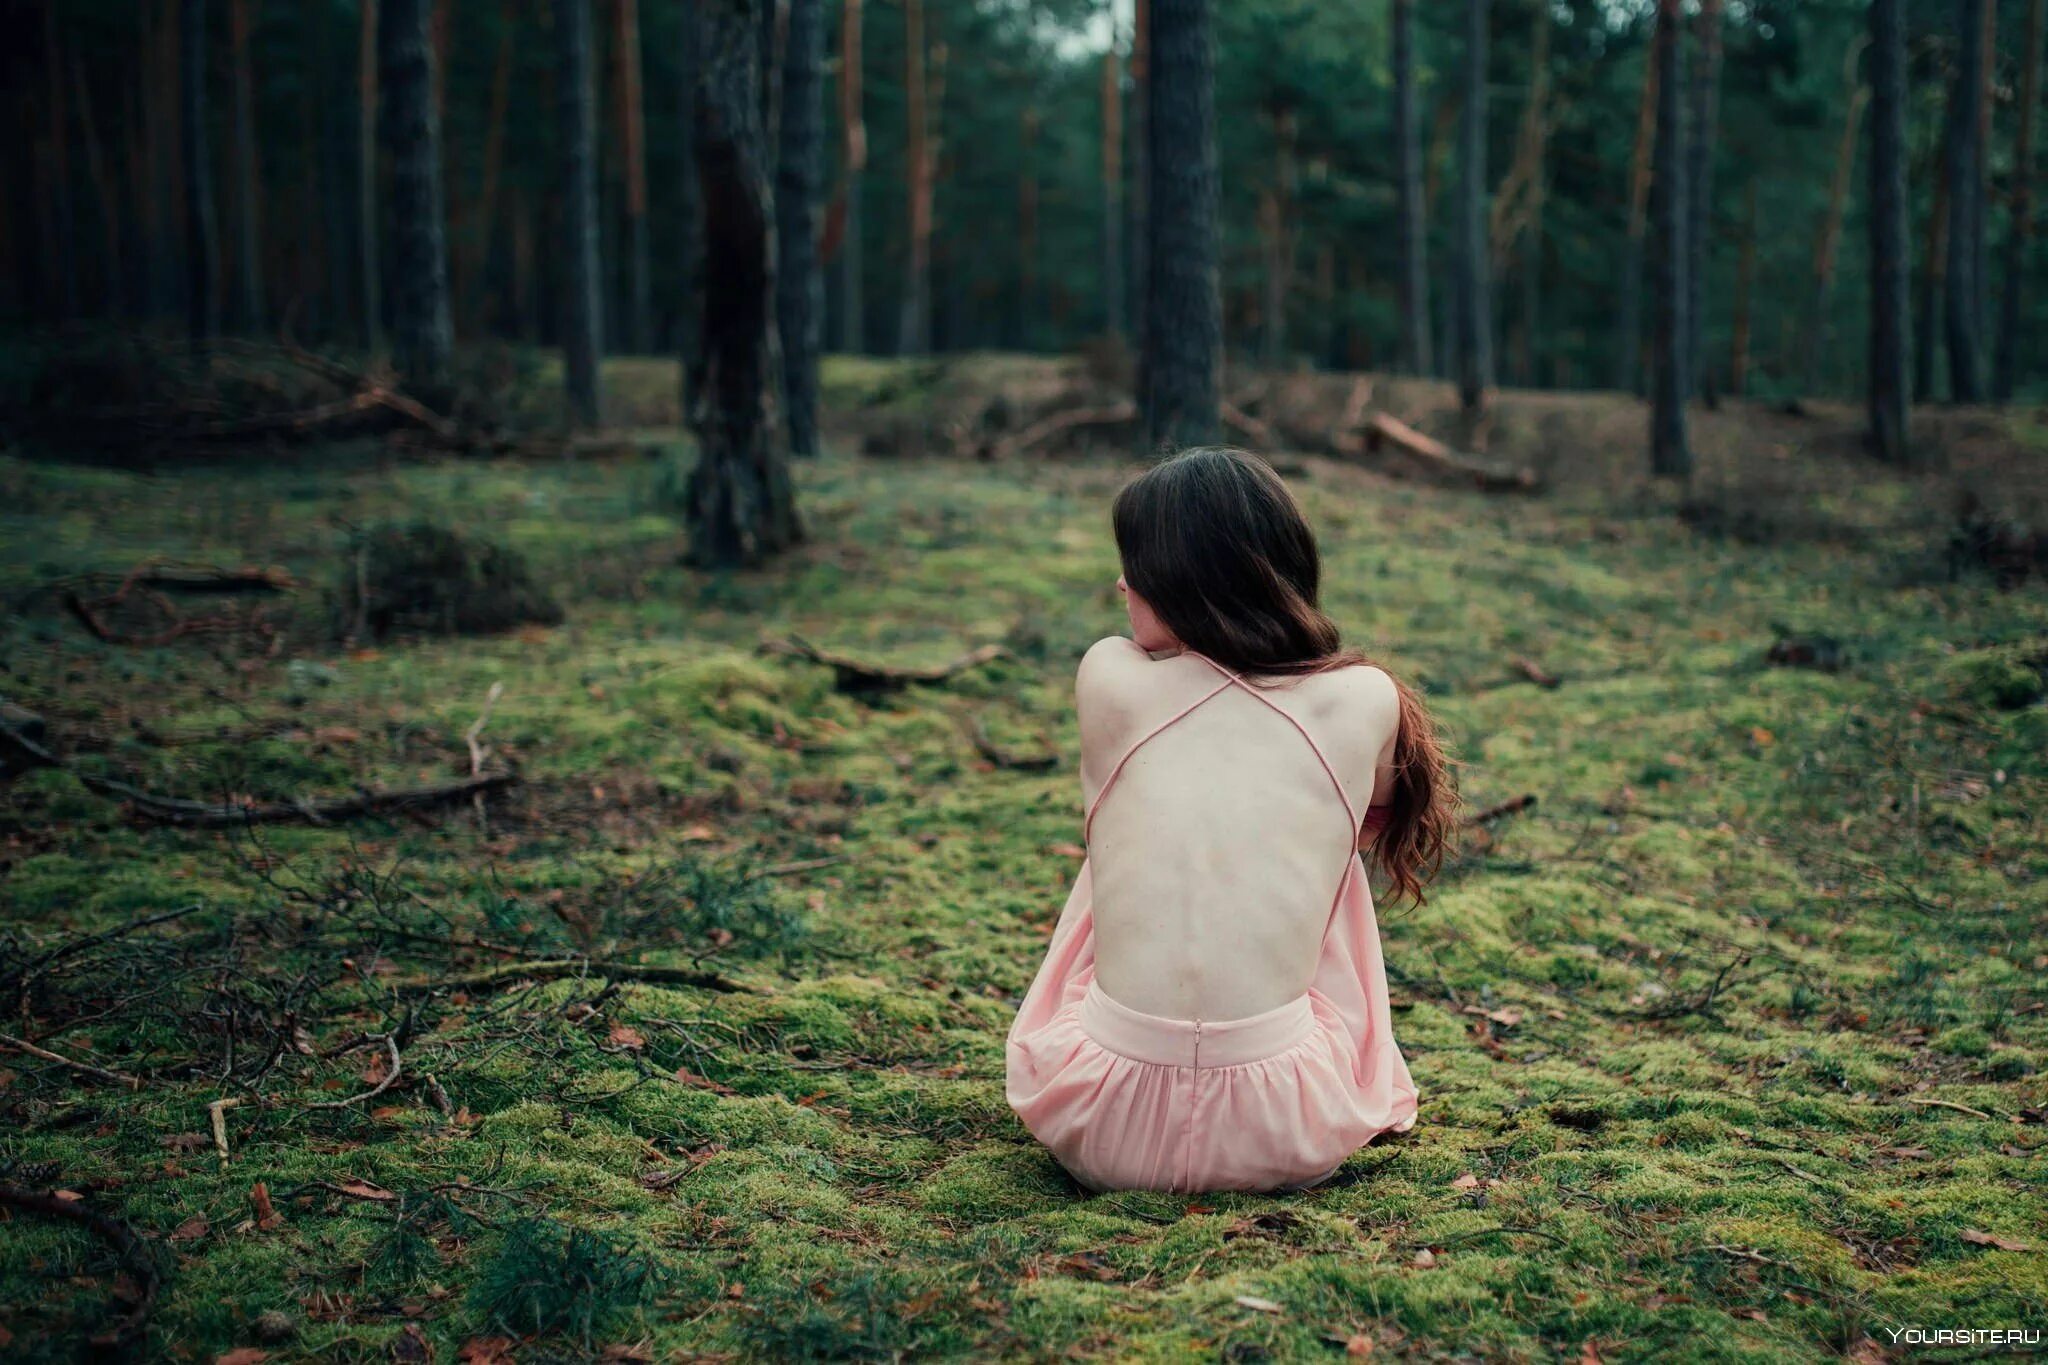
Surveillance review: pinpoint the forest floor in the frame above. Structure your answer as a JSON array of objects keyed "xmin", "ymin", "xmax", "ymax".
[{"xmin": 2, "ymin": 354, "xmax": 2045, "ymax": 1362}]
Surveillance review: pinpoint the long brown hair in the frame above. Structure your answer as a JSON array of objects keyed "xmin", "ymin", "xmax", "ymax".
[{"xmin": 1110, "ymin": 445, "xmax": 1456, "ymax": 909}]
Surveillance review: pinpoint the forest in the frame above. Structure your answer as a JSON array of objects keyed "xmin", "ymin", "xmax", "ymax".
[{"xmin": 2, "ymin": 0, "xmax": 2047, "ymax": 1360}]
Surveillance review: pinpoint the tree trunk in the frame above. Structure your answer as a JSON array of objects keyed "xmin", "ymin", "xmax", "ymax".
[
  {"xmin": 1996, "ymin": 0, "xmax": 2045, "ymax": 400},
  {"xmin": 1140, "ymin": 0, "xmax": 1220, "ymax": 451},
  {"xmin": 1130, "ymin": 0, "xmax": 1149, "ymax": 352},
  {"xmin": 182, "ymin": 0, "xmax": 219, "ymax": 342},
  {"xmin": 1259, "ymin": 106, "xmax": 1296, "ymax": 367},
  {"xmin": 897, "ymin": 0, "xmax": 930, "ymax": 354},
  {"xmin": 381, "ymin": 0, "xmax": 454, "ymax": 395},
  {"xmin": 43, "ymin": 8, "xmax": 80, "ymax": 319},
  {"xmin": 359, "ymin": 0, "xmax": 381, "ymax": 348},
  {"xmin": 1649, "ymin": 0, "xmax": 1690, "ymax": 477},
  {"xmin": 1454, "ymin": 0, "xmax": 1491, "ymax": 413},
  {"xmin": 1018, "ymin": 104, "xmax": 1038, "ymax": 349},
  {"xmin": 832, "ymin": 0, "xmax": 862, "ymax": 352},
  {"xmin": 1916, "ymin": 134, "xmax": 1949, "ymax": 401},
  {"xmin": 1100, "ymin": 13, "xmax": 1124, "ymax": 341},
  {"xmin": 1614, "ymin": 46, "xmax": 1658, "ymax": 392},
  {"xmin": 1944, "ymin": 0, "xmax": 1989, "ymax": 402},
  {"xmin": 1685, "ymin": 0, "xmax": 1722, "ymax": 400},
  {"xmin": 684, "ymin": 0, "xmax": 804, "ymax": 567},
  {"xmin": 677, "ymin": 0, "xmax": 704, "ymax": 364},
  {"xmin": 462, "ymin": 0, "xmax": 516, "ymax": 332},
  {"xmin": 614, "ymin": 0, "xmax": 652, "ymax": 352},
  {"xmin": 1730, "ymin": 175, "xmax": 1754, "ymax": 396},
  {"xmin": 776, "ymin": 0, "xmax": 823, "ymax": 456},
  {"xmin": 229, "ymin": 0, "xmax": 262, "ymax": 331},
  {"xmin": 71, "ymin": 56, "xmax": 123, "ymax": 318},
  {"xmin": 1869, "ymin": 0, "xmax": 1913, "ymax": 463},
  {"xmin": 1803, "ymin": 43, "xmax": 1869, "ymax": 394},
  {"xmin": 1393, "ymin": 0, "xmax": 1431, "ymax": 376},
  {"xmin": 555, "ymin": 0, "xmax": 604, "ymax": 425}
]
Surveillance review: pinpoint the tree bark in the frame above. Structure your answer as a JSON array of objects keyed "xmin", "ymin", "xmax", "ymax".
[
  {"xmin": 1916, "ymin": 133, "xmax": 1949, "ymax": 401},
  {"xmin": 1804, "ymin": 42, "xmax": 1869, "ymax": 394},
  {"xmin": 1869, "ymin": 0, "xmax": 1913, "ymax": 463},
  {"xmin": 359, "ymin": 0, "xmax": 381, "ymax": 348},
  {"xmin": 182, "ymin": 0, "xmax": 219, "ymax": 342},
  {"xmin": 229, "ymin": 0, "xmax": 263, "ymax": 332},
  {"xmin": 1685, "ymin": 0, "xmax": 1722, "ymax": 399},
  {"xmin": 1944, "ymin": 0, "xmax": 1989, "ymax": 402},
  {"xmin": 1140, "ymin": 0, "xmax": 1220, "ymax": 451},
  {"xmin": 1996, "ymin": 0, "xmax": 2045, "ymax": 399},
  {"xmin": 1018, "ymin": 103, "xmax": 1039, "ymax": 349},
  {"xmin": 1130, "ymin": 0, "xmax": 1149, "ymax": 353},
  {"xmin": 1730, "ymin": 175, "xmax": 1755, "ymax": 396},
  {"xmin": 43, "ymin": 8, "xmax": 80, "ymax": 319},
  {"xmin": 678, "ymin": 0, "xmax": 704, "ymax": 364},
  {"xmin": 71, "ymin": 56, "xmax": 123, "ymax": 319},
  {"xmin": 776, "ymin": 0, "xmax": 824, "ymax": 456},
  {"xmin": 1259, "ymin": 106, "xmax": 1296, "ymax": 367},
  {"xmin": 1650, "ymin": 0, "xmax": 1690, "ymax": 477},
  {"xmin": 616, "ymin": 0, "xmax": 652, "ymax": 352},
  {"xmin": 1614, "ymin": 45, "xmax": 1659, "ymax": 393},
  {"xmin": 1393, "ymin": 0, "xmax": 1432, "ymax": 376},
  {"xmin": 1100, "ymin": 11, "xmax": 1124, "ymax": 341},
  {"xmin": 832, "ymin": 0, "xmax": 862, "ymax": 352},
  {"xmin": 1454, "ymin": 0, "xmax": 1492, "ymax": 413},
  {"xmin": 684, "ymin": 0, "xmax": 804, "ymax": 567},
  {"xmin": 463, "ymin": 0, "xmax": 516, "ymax": 332},
  {"xmin": 556, "ymin": 0, "xmax": 604, "ymax": 426},
  {"xmin": 380, "ymin": 0, "xmax": 452, "ymax": 393},
  {"xmin": 897, "ymin": 0, "xmax": 931, "ymax": 355}
]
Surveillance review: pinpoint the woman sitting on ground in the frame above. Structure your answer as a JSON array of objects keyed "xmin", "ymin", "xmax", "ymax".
[{"xmin": 1006, "ymin": 445, "xmax": 1453, "ymax": 1194}]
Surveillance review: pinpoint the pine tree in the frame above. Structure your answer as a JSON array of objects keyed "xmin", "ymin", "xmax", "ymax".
[{"xmin": 1140, "ymin": 0, "xmax": 1220, "ymax": 451}]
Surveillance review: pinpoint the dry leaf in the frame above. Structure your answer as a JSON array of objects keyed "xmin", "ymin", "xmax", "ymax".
[
  {"xmin": 607, "ymin": 1024, "xmax": 647, "ymax": 1051},
  {"xmin": 215, "ymin": 1350, "xmax": 271, "ymax": 1365},
  {"xmin": 336, "ymin": 1179, "xmax": 397, "ymax": 1203},
  {"xmin": 1346, "ymin": 1335, "xmax": 1374, "ymax": 1357},
  {"xmin": 455, "ymin": 1338, "xmax": 515, "ymax": 1365},
  {"xmin": 162, "ymin": 1132, "xmax": 211, "ymax": 1152},
  {"xmin": 1960, "ymin": 1228, "xmax": 2032, "ymax": 1252},
  {"xmin": 1046, "ymin": 842, "xmax": 1087, "ymax": 859},
  {"xmin": 1411, "ymin": 1247, "xmax": 1436, "ymax": 1267},
  {"xmin": 1450, "ymin": 1172, "xmax": 1480, "ymax": 1189},
  {"xmin": 170, "ymin": 1214, "xmax": 210, "ymax": 1244},
  {"xmin": 249, "ymin": 1182, "xmax": 283, "ymax": 1231}
]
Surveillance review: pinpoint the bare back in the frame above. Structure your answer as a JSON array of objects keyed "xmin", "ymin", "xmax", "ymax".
[{"xmin": 1077, "ymin": 639, "xmax": 1401, "ymax": 1020}]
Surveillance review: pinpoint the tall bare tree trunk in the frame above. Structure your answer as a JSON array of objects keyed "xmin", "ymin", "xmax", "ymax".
[
  {"xmin": 43, "ymin": 9, "xmax": 80, "ymax": 319},
  {"xmin": 615, "ymin": 0, "xmax": 652, "ymax": 352},
  {"xmin": 381, "ymin": 0, "xmax": 454, "ymax": 394},
  {"xmin": 1649, "ymin": 0, "xmax": 1690, "ymax": 476},
  {"xmin": 1870, "ymin": 0, "xmax": 1913, "ymax": 462},
  {"xmin": 359, "ymin": 0, "xmax": 381, "ymax": 347},
  {"xmin": 1259, "ymin": 106, "xmax": 1296, "ymax": 367},
  {"xmin": 1100, "ymin": 9, "xmax": 1124, "ymax": 341},
  {"xmin": 832, "ymin": 0, "xmax": 862, "ymax": 352},
  {"xmin": 897, "ymin": 0, "xmax": 930, "ymax": 354},
  {"xmin": 1614, "ymin": 47, "xmax": 1659, "ymax": 392},
  {"xmin": 1393, "ymin": 0, "xmax": 1430, "ymax": 375},
  {"xmin": 1454, "ymin": 0, "xmax": 1491, "ymax": 413},
  {"xmin": 1944, "ymin": 0, "xmax": 1990, "ymax": 401},
  {"xmin": 1997, "ymin": 0, "xmax": 2045, "ymax": 399},
  {"xmin": 1018, "ymin": 103, "xmax": 1038, "ymax": 348},
  {"xmin": 555, "ymin": 0, "xmax": 604, "ymax": 425},
  {"xmin": 776, "ymin": 0, "xmax": 823, "ymax": 455},
  {"xmin": 1803, "ymin": 41, "xmax": 1869, "ymax": 394},
  {"xmin": 1916, "ymin": 136, "xmax": 1949, "ymax": 401},
  {"xmin": 1686, "ymin": 0, "xmax": 1722, "ymax": 400},
  {"xmin": 462, "ymin": 0, "xmax": 516, "ymax": 331},
  {"xmin": 1130, "ymin": 0, "xmax": 1149, "ymax": 352},
  {"xmin": 72, "ymin": 56, "xmax": 123, "ymax": 318},
  {"xmin": 1140, "ymin": 0, "xmax": 1218, "ymax": 450},
  {"xmin": 228, "ymin": 0, "xmax": 262, "ymax": 331},
  {"xmin": 183, "ymin": 0, "xmax": 219, "ymax": 341},
  {"xmin": 685, "ymin": 0, "xmax": 804, "ymax": 566},
  {"xmin": 1730, "ymin": 175, "xmax": 1755, "ymax": 395}
]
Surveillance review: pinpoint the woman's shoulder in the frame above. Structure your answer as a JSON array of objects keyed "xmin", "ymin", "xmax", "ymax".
[{"xmin": 1075, "ymin": 635, "xmax": 1157, "ymax": 693}]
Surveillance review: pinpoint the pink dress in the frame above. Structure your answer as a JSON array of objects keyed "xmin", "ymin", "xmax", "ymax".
[{"xmin": 1005, "ymin": 649, "xmax": 1421, "ymax": 1194}]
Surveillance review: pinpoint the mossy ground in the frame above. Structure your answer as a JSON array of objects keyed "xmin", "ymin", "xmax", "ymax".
[{"xmin": 2, "ymin": 358, "xmax": 2044, "ymax": 1362}]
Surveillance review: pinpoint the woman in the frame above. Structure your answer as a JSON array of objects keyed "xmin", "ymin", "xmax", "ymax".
[{"xmin": 1005, "ymin": 446, "xmax": 1453, "ymax": 1194}]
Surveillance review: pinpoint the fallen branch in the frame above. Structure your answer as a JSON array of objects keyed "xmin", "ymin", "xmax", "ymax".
[
  {"xmin": 1464, "ymin": 794, "xmax": 1538, "ymax": 828},
  {"xmin": 1360, "ymin": 412, "xmax": 1539, "ymax": 492},
  {"xmin": 959, "ymin": 712, "xmax": 1060, "ymax": 772},
  {"xmin": 306, "ymin": 1034, "xmax": 403, "ymax": 1110},
  {"xmin": 1221, "ymin": 401, "xmax": 1280, "ymax": 452},
  {"xmin": 0, "ymin": 1185, "xmax": 162, "ymax": 1348},
  {"xmin": 747, "ymin": 855, "xmax": 848, "ymax": 880},
  {"xmin": 759, "ymin": 635, "xmax": 1008, "ymax": 695},
  {"xmin": 398, "ymin": 958, "xmax": 757, "ymax": 998},
  {"xmin": 2, "ymin": 712, "xmax": 516, "ymax": 828},
  {"xmin": 0, "ymin": 1030, "xmax": 142, "ymax": 1089},
  {"xmin": 1512, "ymin": 656, "xmax": 1562, "ymax": 689},
  {"xmin": 988, "ymin": 400, "xmax": 1137, "ymax": 460},
  {"xmin": 1898, "ymin": 1095, "xmax": 1997, "ymax": 1120}
]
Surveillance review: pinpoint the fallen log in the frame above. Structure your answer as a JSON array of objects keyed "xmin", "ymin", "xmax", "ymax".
[
  {"xmin": 988, "ymin": 400, "xmax": 1137, "ymax": 460},
  {"xmin": 1361, "ymin": 412, "xmax": 1539, "ymax": 492},
  {"xmin": 1464, "ymin": 793, "xmax": 1539, "ymax": 827},
  {"xmin": 401, "ymin": 957, "xmax": 755, "ymax": 997},
  {"xmin": 960, "ymin": 713, "xmax": 1060, "ymax": 771},
  {"xmin": 0, "ymin": 714, "xmax": 516, "ymax": 827},
  {"xmin": 1221, "ymin": 401, "xmax": 1280, "ymax": 451},
  {"xmin": 760, "ymin": 635, "xmax": 1008, "ymax": 695}
]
